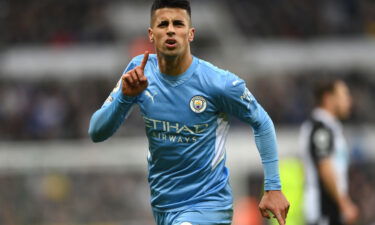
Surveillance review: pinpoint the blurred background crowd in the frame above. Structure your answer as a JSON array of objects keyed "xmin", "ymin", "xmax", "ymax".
[
  {"xmin": 0, "ymin": 0, "xmax": 375, "ymax": 224},
  {"xmin": 2, "ymin": 0, "xmax": 375, "ymax": 45}
]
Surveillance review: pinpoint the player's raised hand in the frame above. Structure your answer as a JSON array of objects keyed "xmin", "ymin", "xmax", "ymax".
[
  {"xmin": 121, "ymin": 51, "xmax": 149, "ymax": 97},
  {"xmin": 340, "ymin": 197, "xmax": 358, "ymax": 225},
  {"xmin": 259, "ymin": 190, "xmax": 290, "ymax": 225}
]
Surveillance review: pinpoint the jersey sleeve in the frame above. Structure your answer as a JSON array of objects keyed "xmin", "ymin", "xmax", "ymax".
[
  {"xmin": 309, "ymin": 122, "xmax": 334, "ymax": 162},
  {"xmin": 217, "ymin": 72, "xmax": 281, "ymax": 190},
  {"xmin": 88, "ymin": 59, "xmax": 138, "ymax": 142}
]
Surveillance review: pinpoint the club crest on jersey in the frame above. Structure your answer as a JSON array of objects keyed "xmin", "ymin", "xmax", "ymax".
[{"xmin": 190, "ymin": 96, "xmax": 207, "ymax": 113}]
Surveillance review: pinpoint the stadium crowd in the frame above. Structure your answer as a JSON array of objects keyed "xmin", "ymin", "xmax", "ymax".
[
  {"xmin": 0, "ymin": 172, "xmax": 153, "ymax": 225},
  {"xmin": 226, "ymin": 0, "xmax": 375, "ymax": 39},
  {"xmin": 1, "ymin": 0, "xmax": 115, "ymax": 47},
  {"xmin": 1, "ymin": 0, "xmax": 375, "ymax": 47}
]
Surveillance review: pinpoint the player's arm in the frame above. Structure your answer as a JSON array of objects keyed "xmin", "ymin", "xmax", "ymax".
[
  {"xmin": 88, "ymin": 52, "xmax": 149, "ymax": 142},
  {"xmin": 318, "ymin": 158, "xmax": 352, "ymax": 209},
  {"xmin": 217, "ymin": 73, "xmax": 289, "ymax": 225},
  {"xmin": 310, "ymin": 126, "xmax": 358, "ymax": 224}
]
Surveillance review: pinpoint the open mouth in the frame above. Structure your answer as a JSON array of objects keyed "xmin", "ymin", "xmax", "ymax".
[{"xmin": 165, "ymin": 39, "xmax": 177, "ymax": 48}]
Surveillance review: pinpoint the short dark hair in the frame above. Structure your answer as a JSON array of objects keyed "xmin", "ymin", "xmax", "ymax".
[
  {"xmin": 313, "ymin": 78, "xmax": 342, "ymax": 106},
  {"xmin": 151, "ymin": 0, "xmax": 191, "ymax": 19}
]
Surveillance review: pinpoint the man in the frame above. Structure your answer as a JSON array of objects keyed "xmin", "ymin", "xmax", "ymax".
[
  {"xmin": 89, "ymin": 0, "xmax": 289, "ymax": 224},
  {"xmin": 300, "ymin": 79, "xmax": 358, "ymax": 225}
]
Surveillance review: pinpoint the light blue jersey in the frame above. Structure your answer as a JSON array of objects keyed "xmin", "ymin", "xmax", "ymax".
[{"xmin": 89, "ymin": 54, "xmax": 281, "ymax": 213}]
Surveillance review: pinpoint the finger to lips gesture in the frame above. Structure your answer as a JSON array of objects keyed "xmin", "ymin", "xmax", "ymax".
[
  {"xmin": 121, "ymin": 51, "xmax": 149, "ymax": 97},
  {"xmin": 258, "ymin": 190, "xmax": 290, "ymax": 225}
]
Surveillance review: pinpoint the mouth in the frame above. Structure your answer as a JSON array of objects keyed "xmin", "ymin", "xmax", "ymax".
[{"xmin": 165, "ymin": 39, "xmax": 177, "ymax": 49}]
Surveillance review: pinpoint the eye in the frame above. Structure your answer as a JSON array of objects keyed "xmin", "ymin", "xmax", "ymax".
[
  {"xmin": 158, "ymin": 21, "xmax": 168, "ymax": 27},
  {"xmin": 173, "ymin": 20, "xmax": 185, "ymax": 27}
]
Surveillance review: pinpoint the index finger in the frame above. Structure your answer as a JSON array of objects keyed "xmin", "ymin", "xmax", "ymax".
[
  {"xmin": 140, "ymin": 51, "xmax": 149, "ymax": 70},
  {"xmin": 274, "ymin": 211, "xmax": 285, "ymax": 225}
]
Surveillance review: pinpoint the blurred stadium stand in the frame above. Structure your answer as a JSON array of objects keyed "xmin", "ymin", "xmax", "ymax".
[{"xmin": 1, "ymin": 0, "xmax": 375, "ymax": 224}]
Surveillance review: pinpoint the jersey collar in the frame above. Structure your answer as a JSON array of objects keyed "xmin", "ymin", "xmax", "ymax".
[{"xmin": 157, "ymin": 56, "xmax": 198, "ymax": 87}]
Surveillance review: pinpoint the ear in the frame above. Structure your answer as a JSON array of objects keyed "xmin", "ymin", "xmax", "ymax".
[
  {"xmin": 188, "ymin": 27, "xmax": 195, "ymax": 42},
  {"xmin": 148, "ymin": 28, "xmax": 154, "ymax": 43}
]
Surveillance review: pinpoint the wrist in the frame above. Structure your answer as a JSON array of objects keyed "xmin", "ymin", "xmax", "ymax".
[
  {"xmin": 264, "ymin": 183, "xmax": 282, "ymax": 191},
  {"xmin": 338, "ymin": 195, "xmax": 350, "ymax": 210},
  {"xmin": 119, "ymin": 93, "xmax": 137, "ymax": 103}
]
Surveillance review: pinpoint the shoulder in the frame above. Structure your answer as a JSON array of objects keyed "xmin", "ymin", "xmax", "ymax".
[
  {"xmin": 198, "ymin": 58, "xmax": 227, "ymax": 76},
  {"xmin": 196, "ymin": 57, "xmax": 244, "ymax": 90},
  {"xmin": 309, "ymin": 119, "xmax": 334, "ymax": 158},
  {"xmin": 310, "ymin": 118, "xmax": 334, "ymax": 139},
  {"xmin": 197, "ymin": 58, "xmax": 230, "ymax": 80}
]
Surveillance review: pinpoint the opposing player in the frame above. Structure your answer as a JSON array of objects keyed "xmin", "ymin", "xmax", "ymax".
[
  {"xmin": 300, "ymin": 79, "xmax": 358, "ymax": 225},
  {"xmin": 89, "ymin": 0, "xmax": 289, "ymax": 224}
]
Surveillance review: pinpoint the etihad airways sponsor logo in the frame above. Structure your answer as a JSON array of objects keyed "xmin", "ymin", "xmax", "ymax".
[
  {"xmin": 143, "ymin": 116, "xmax": 209, "ymax": 143},
  {"xmin": 143, "ymin": 116, "xmax": 209, "ymax": 134},
  {"xmin": 149, "ymin": 132, "xmax": 198, "ymax": 143}
]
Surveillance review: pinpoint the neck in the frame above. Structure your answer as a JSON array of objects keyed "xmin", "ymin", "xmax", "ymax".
[
  {"xmin": 157, "ymin": 51, "xmax": 193, "ymax": 76},
  {"xmin": 319, "ymin": 105, "xmax": 337, "ymax": 119}
]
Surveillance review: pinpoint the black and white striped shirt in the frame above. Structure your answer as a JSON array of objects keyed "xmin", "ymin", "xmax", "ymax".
[{"xmin": 300, "ymin": 108, "xmax": 349, "ymax": 225}]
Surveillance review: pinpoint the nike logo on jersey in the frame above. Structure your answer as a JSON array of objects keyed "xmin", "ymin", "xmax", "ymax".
[{"xmin": 145, "ymin": 90, "xmax": 157, "ymax": 103}]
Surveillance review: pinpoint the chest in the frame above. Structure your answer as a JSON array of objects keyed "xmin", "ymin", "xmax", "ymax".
[
  {"xmin": 332, "ymin": 131, "xmax": 349, "ymax": 165},
  {"xmin": 137, "ymin": 79, "xmax": 218, "ymax": 126}
]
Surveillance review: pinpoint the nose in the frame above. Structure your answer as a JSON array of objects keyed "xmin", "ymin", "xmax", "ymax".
[{"xmin": 167, "ymin": 24, "xmax": 175, "ymax": 36}]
